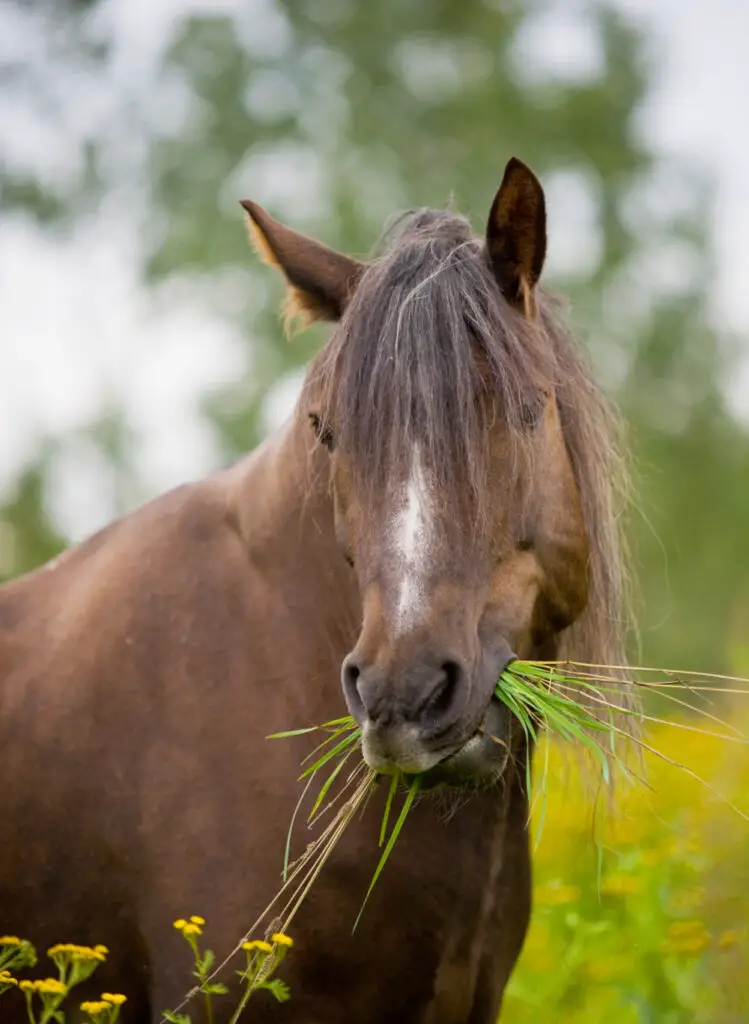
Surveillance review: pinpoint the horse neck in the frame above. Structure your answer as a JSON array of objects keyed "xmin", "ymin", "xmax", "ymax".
[{"xmin": 224, "ymin": 414, "xmax": 359, "ymax": 634}]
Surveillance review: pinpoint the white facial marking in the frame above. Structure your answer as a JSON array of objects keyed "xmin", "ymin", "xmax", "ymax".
[{"xmin": 393, "ymin": 446, "xmax": 434, "ymax": 632}]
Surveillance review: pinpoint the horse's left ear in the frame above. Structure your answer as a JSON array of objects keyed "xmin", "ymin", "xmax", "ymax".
[
  {"xmin": 485, "ymin": 158, "xmax": 547, "ymax": 315},
  {"xmin": 240, "ymin": 200, "xmax": 366, "ymax": 331}
]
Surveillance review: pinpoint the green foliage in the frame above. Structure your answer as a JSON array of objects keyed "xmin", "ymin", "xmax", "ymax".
[{"xmin": 0, "ymin": 459, "xmax": 66, "ymax": 583}]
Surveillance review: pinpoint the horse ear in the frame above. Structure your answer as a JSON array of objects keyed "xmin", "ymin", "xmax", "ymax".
[
  {"xmin": 240, "ymin": 200, "xmax": 365, "ymax": 331},
  {"xmin": 485, "ymin": 158, "xmax": 547, "ymax": 315}
]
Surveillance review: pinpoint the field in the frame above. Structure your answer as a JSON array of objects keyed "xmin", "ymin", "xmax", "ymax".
[{"xmin": 504, "ymin": 692, "xmax": 749, "ymax": 1023}]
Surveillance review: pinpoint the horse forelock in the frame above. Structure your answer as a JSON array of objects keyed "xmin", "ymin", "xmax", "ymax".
[{"xmin": 309, "ymin": 213, "xmax": 547, "ymax": 517}]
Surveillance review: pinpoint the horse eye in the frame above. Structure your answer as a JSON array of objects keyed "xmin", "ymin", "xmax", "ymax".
[
  {"xmin": 309, "ymin": 412, "xmax": 334, "ymax": 451},
  {"xmin": 519, "ymin": 393, "xmax": 544, "ymax": 430}
]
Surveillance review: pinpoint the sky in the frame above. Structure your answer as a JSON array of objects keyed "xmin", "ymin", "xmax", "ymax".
[{"xmin": 1, "ymin": 0, "xmax": 748, "ymax": 542}]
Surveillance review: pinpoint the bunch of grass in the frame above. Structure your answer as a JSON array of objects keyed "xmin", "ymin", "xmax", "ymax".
[{"xmin": 271, "ymin": 660, "xmax": 749, "ymax": 922}]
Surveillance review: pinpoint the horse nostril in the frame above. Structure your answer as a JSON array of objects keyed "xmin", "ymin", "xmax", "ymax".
[
  {"xmin": 341, "ymin": 656, "xmax": 364, "ymax": 717},
  {"xmin": 422, "ymin": 660, "xmax": 464, "ymax": 721}
]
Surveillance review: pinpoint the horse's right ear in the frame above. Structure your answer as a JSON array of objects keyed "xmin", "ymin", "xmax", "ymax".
[
  {"xmin": 485, "ymin": 158, "xmax": 547, "ymax": 317},
  {"xmin": 240, "ymin": 200, "xmax": 366, "ymax": 332}
]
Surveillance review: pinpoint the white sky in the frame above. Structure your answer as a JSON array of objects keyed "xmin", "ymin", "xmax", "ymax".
[{"xmin": 1, "ymin": 0, "xmax": 748, "ymax": 542}]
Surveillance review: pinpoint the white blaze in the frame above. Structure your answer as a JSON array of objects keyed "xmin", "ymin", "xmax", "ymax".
[{"xmin": 393, "ymin": 447, "xmax": 434, "ymax": 632}]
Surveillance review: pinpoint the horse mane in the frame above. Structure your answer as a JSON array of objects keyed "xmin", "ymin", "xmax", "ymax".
[
  {"xmin": 304, "ymin": 207, "xmax": 635, "ymax": 720},
  {"xmin": 535, "ymin": 293, "xmax": 633, "ymax": 676}
]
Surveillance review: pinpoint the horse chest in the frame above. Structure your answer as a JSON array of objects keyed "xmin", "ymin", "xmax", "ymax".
[{"xmin": 420, "ymin": 805, "xmax": 509, "ymax": 1024}]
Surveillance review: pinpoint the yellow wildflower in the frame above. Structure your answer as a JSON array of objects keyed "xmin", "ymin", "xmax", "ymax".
[
  {"xmin": 242, "ymin": 940, "xmax": 272, "ymax": 954},
  {"xmin": 102, "ymin": 993, "xmax": 128, "ymax": 1005},
  {"xmin": 21, "ymin": 977, "xmax": 68, "ymax": 996},
  {"xmin": 0, "ymin": 970, "xmax": 17, "ymax": 986},
  {"xmin": 181, "ymin": 923, "xmax": 202, "ymax": 937},
  {"xmin": 661, "ymin": 933, "xmax": 710, "ymax": 956},
  {"xmin": 40, "ymin": 978, "xmax": 68, "ymax": 995},
  {"xmin": 600, "ymin": 874, "xmax": 642, "ymax": 896},
  {"xmin": 81, "ymin": 1000, "xmax": 110, "ymax": 1014},
  {"xmin": 0, "ymin": 936, "xmax": 21, "ymax": 946},
  {"xmin": 271, "ymin": 933, "xmax": 293, "ymax": 948},
  {"xmin": 189, "ymin": 916, "xmax": 205, "ymax": 926},
  {"xmin": 48, "ymin": 943, "xmax": 107, "ymax": 963},
  {"xmin": 668, "ymin": 919, "xmax": 708, "ymax": 938},
  {"xmin": 173, "ymin": 919, "xmax": 187, "ymax": 931},
  {"xmin": 48, "ymin": 943, "xmax": 73, "ymax": 956},
  {"xmin": 661, "ymin": 920, "xmax": 711, "ymax": 956},
  {"xmin": 536, "ymin": 882, "xmax": 581, "ymax": 906},
  {"xmin": 717, "ymin": 929, "xmax": 742, "ymax": 950}
]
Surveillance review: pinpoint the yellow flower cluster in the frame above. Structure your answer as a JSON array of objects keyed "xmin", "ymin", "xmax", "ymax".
[
  {"xmin": 241, "ymin": 933, "xmax": 293, "ymax": 954},
  {"xmin": 717, "ymin": 929, "xmax": 742, "ymax": 950},
  {"xmin": 173, "ymin": 916, "xmax": 205, "ymax": 938},
  {"xmin": 242, "ymin": 940, "xmax": 272, "ymax": 954},
  {"xmin": 101, "ymin": 993, "xmax": 127, "ymax": 1005},
  {"xmin": 0, "ymin": 969, "xmax": 17, "ymax": 987},
  {"xmin": 48, "ymin": 943, "xmax": 108, "ymax": 963},
  {"xmin": 535, "ymin": 882, "xmax": 581, "ymax": 906},
  {"xmin": 80, "ymin": 993, "xmax": 127, "ymax": 1015},
  {"xmin": 19, "ymin": 977, "xmax": 68, "ymax": 995},
  {"xmin": 599, "ymin": 873, "xmax": 642, "ymax": 896},
  {"xmin": 0, "ymin": 937, "xmax": 21, "ymax": 946},
  {"xmin": 661, "ymin": 919, "xmax": 711, "ymax": 956}
]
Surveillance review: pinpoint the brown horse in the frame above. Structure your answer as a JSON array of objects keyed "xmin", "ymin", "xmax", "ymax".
[{"xmin": 0, "ymin": 158, "xmax": 631, "ymax": 1023}]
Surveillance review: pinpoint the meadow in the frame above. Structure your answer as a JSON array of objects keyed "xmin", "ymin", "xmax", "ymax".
[{"xmin": 504, "ymin": 695, "xmax": 749, "ymax": 1022}]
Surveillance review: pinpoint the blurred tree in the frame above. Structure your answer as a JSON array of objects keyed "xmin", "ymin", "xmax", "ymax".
[
  {"xmin": 1, "ymin": 0, "xmax": 749, "ymax": 672},
  {"xmin": 0, "ymin": 457, "xmax": 66, "ymax": 584},
  {"xmin": 0, "ymin": 0, "xmax": 106, "ymax": 223}
]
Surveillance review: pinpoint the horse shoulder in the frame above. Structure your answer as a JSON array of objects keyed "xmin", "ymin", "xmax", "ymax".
[{"xmin": 0, "ymin": 479, "xmax": 272, "ymax": 717}]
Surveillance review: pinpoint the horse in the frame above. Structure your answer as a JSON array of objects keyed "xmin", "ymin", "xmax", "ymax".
[{"xmin": 0, "ymin": 156, "xmax": 632, "ymax": 1023}]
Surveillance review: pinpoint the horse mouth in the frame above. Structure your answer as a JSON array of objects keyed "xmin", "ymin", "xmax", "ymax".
[
  {"xmin": 409, "ymin": 697, "xmax": 514, "ymax": 789},
  {"xmin": 360, "ymin": 683, "xmax": 517, "ymax": 789}
]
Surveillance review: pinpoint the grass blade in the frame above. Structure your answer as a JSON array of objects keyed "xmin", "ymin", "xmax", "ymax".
[
  {"xmin": 268, "ymin": 726, "xmax": 322, "ymax": 739},
  {"xmin": 282, "ymin": 771, "xmax": 318, "ymax": 881},
  {"xmin": 353, "ymin": 777, "xmax": 420, "ymax": 932},
  {"xmin": 299, "ymin": 729, "xmax": 362, "ymax": 779},
  {"xmin": 379, "ymin": 773, "xmax": 400, "ymax": 848},
  {"xmin": 307, "ymin": 749, "xmax": 357, "ymax": 823}
]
